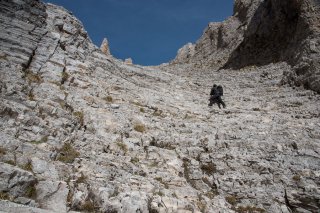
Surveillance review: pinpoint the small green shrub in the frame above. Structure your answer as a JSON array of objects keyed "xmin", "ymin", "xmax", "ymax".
[
  {"xmin": 26, "ymin": 72, "xmax": 42, "ymax": 84},
  {"xmin": 110, "ymin": 186, "xmax": 119, "ymax": 198},
  {"xmin": 0, "ymin": 192, "xmax": 10, "ymax": 200},
  {"xmin": 153, "ymin": 110, "xmax": 161, "ymax": 116},
  {"xmin": 0, "ymin": 147, "xmax": 7, "ymax": 155},
  {"xmin": 61, "ymin": 71, "xmax": 70, "ymax": 84},
  {"xmin": 292, "ymin": 175, "xmax": 301, "ymax": 182},
  {"xmin": 5, "ymin": 160, "xmax": 16, "ymax": 166},
  {"xmin": 116, "ymin": 141, "xmax": 128, "ymax": 153},
  {"xmin": 226, "ymin": 195, "xmax": 237, "ymax": 205},
  {"xmin": 155, "ymin": 177, "xmax": 169, "ymax": 189},
  {"xmin": 103, "ymin": 96, "xmax": 113, "ymax": 103},
  {"xmin": 140, "ymin": 108, "xmax": 145, "ymax": 113},
  {"xmin": 28, "ymin": 90, "xmax": 35, "ymax": 101},
  {"xmin": 134, "ymin": 124, "xmax": 146, "ymax": 133},
  {"xmin": 113, "ymin": 86, "xmax": 122, "ymax": 91},
  {"xmin": 25, "ymin": 184, "xmax": 37, "ymax": 198},
  {"xmin": 149, "ymin": 138, "xmax": 175, "ymax": 150},
  {"xmin": 0, "ymin": 54, "xmax": 7, "ymax": 60},
  {"xmin": 154, "ymin": 190, "xmax": 164, "ymax": 197},
  {"xmin": 79, "ymin": 199, "xmax": 95, "ymax": 212},
  {"xmin": 21, "ymin": 160, "xmax": 33, "ymax": 172},
  {"xmin": 200, "ymin": 162, "xmax": 217, "ymax": 175},
  {"xmin": 150, "ymin": 161, "xmax": 159, "ymax": 167},
  {"xmin": 57, "ymin": 143, "xmax": 80, "ymax": 163},
  {"xmin": 73, "ymin": 111, "xmax": 84, "ymax": 126},
  {"xmin": 205, "ymin": 191, "xmax": 216, "ymax": 199},
  {"xmin": 76, "ymin": 172, "xmax": 88, "ymax": 184},
  {"xmin": 130, "ymin": 157, "xmax": 139, "ymax": 164}
]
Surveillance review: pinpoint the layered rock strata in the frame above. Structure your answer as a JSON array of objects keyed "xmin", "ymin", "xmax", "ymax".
[{"xmin": 0, "ymin": 0, "xmax": 320, "ymax": 213}]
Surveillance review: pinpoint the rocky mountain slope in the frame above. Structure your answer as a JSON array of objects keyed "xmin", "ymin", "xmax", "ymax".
[{"xmin": 0, "ymin": 0, "xmax": 319, "ymax": 213}]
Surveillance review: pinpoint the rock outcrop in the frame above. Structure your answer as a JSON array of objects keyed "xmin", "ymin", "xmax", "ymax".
[
  {"xmin": 100, "ymin": 38, "xmax": 111, "ymax": 55},
  {"xmin": 171, "ymin": 0, "xmax": 263, "ymax": 68},
  {"xmin": 224, "ymin": 0, "xmax": 320, "ymax": 93},
  {"xmin": 172, "ymin": 0, "xmax": 320, "ymax": 93},
  {"xmin": 125, "ymin": 57, "xmax": 133, "ymax": 64},
  {"xmin": 0, "ymin": 0, "xmax": 320, "ymax": 213}
]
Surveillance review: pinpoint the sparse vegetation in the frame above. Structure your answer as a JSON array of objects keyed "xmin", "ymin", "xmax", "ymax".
[
  {"xmin": 73, "ymin": 111, "xmax": 84, "ymax": 126},
  {"xmin": 29, "ymin": 135, "xmax": 48, "ymax": 144},
  {"xmin": 150, "ymin": 161, "xmax": 159, "ymax": 167},
  {"xmin": 25, "ymin": 184, "xmax": 37, "ymax": 198},
  {"xmin": 61, "ymin": 71, "xmax": 70, "ymax": 84},
  {"xmin": 110, "ymin": 186, "xmax": 119, "ymax": 198},
  {"xmin": 79, "ymin": 199, "xmax": 95, "ymax": 212},
  {"xmin": 0, "ymin": 192, "xmax": 10, "ymax": 200},
  {"xmin": 154, "ymin": 190, "xmax": 164, "ymax": 197},
  {"xmin": 76, "ymin": 172, "xmax": 88, "ymax": 184},
  {"xmin": 0, "ymin": 147, "xmax": 7, "ymax": 155},
  {"xmin": 152, "ymin": 109, "xmax": 162, "ymax": 117},
  {"xmin": 182, "ymin": 158, "xmax": 197, "ymax": 189},
  {"xmin": 292, "ymin": 175, "xmax": 301, "ymax": 182},
  {"xmin": 154, "ymin": 177, "xmax": 169, "ymax": 189},
  {"xmin": 134, "ymin": 124, "xmax": 146, "ymax": 133},
  {"xmin": 140, "ymin": 107, "xmax": 145, "ymax": 113},
  {"xmin": 0, "ymin": 53, "xmax": 7, "ymax": 60},
  {"xmin": 113, "ymin": 86, "xmax": 122, "ymax": 91},
  {"xmin": 149, "ymin": 137, "xmax": 175, "ymax": 150},
  {"xmin": 21, "ymin": 160, "xmax": 33, "ymax": 172},
  {"xmin": 130, "ymin": 156, "xmax": 139, "ymax": 164},
  {"xmin": 28, "ymin": 90, "xmax": 35, "ymax": 101},
  {"xmin": 184, "ymin": 113, "xmax": 192, "ymax": 119},
  {"xmin": 26, "ymin": 72, "xmax": 43, "ymax": 84},
  {"xmin": 200, "ymin": 162, "xmax": 217, "ymax": 175},
  {"xmin": 103, "ymin": 96, "xmax": 113, "ymax": 103},
  {"xmin": 116, "ymin": 141, "xmax": 128, "ymax": 154},
  {"xmin": 205, "ymin": 191, "xmax": 216, "ymax": 199},
  {"xmin": 226, "ymin": 195, "xmax": 238, "ymax": 205},
  {"xmin": 5, "ymin": 160, "xmax": 16, "ymax": 166},
  {"xmin": 57, "ymin": 143, "xmax": 80, "ymax": 163},
  {"xmin": 202, "ymin": 177, "xmax": 218, "ymax": 196},
  {"xmin": 67, "ymin": 188, "xmax": 74, "ymax": 204}
]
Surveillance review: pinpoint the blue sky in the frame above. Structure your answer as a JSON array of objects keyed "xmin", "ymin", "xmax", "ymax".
[{"xmin": 44, "ymin": 0, "xmax": 234, "ymax": 65}]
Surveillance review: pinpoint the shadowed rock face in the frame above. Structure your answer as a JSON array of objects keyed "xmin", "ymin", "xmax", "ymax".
[
  {"xmin": 224, "ymin": 0, "xmax": 320, "ymax": 93},
  {"xmin": 173, "ymin": 0, "xmax": 320, "ymax": 93},
  {"xmin": 171, "ymin": 0, "xmax": 263, "ymax": 67}
]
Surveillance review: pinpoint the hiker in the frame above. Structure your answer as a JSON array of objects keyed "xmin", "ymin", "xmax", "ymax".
[{"xmin": 208, "ymin": 84, "xmax": 226, "ymax": 109}]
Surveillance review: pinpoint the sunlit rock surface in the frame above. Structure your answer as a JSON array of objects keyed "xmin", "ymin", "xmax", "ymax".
[{"xmin": 0, "ymin": 0, "xmax": 319, "ymax": 212}]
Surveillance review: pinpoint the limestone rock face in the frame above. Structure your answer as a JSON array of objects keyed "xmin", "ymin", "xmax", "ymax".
[
  {"xmin": 100, "ymin": 38, "xmax": 111, "ymax": 55},
  {"xmin": 171, "ymin": 43, "xmax": 195, "ymax": 64},
  {"xmin": 172, "ymin": 0, "xmax": 320, "ymax": 93},
  {"xmin": 0, "ymin": 0, "xmax": 320, "ymax": 213},
  {"xmin": 171, "ymin": 0, "xmax": 262, "ymax": 67},
  {"xmin": 225, "ymin": 0, "xmax": 320, "ymax": 93}
]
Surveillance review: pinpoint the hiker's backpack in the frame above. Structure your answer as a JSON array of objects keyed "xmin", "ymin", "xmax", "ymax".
[{"xmin": 217, "ymin": 85, "xmax": 223, "ymax": 96}]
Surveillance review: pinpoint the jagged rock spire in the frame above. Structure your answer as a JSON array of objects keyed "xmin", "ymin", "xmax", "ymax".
[{"xmin": 100, "ymin": 38, "xmax": 111, "ymax": 55}]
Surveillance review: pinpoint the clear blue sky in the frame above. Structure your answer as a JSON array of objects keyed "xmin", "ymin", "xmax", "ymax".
[{"xmin": 44, "ymin": 0, "xmax": 234, "ymax": 65}]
